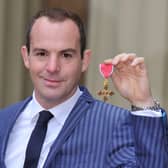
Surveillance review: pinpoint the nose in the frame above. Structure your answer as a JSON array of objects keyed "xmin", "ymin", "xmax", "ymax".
[{"xmin": 46, "ymin": 55, "xmax": 60, "ymax": 73}]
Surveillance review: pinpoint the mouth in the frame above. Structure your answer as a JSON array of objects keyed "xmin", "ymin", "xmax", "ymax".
[{"xmin": 43, "ymin": 78, "xmax": 63, "ymax": 87}]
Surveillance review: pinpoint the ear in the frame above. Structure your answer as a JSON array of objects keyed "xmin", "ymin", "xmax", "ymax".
[
  {"xmin": 21, "ymin": 45, "xmax": 30, "ymax": 69},
  {"xmin": 81, "ymin": 49, "xmax": 91, "ymax": 72}
]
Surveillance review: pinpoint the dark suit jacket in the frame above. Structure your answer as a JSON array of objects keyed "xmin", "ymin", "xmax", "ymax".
[{"xmin": 0, "ymin": 86, "xmax": 167, "ymax": 168}]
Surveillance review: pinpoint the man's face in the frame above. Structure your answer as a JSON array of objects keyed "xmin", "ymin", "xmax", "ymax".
[{"xmin": 21, "ymin": 17, "xmax": 90, "ymax": 109}]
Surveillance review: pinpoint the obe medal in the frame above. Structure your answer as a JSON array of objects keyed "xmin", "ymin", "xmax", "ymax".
[{"xmin": 98, "ymin": 63, "xmax": 114, "ymax": 102}]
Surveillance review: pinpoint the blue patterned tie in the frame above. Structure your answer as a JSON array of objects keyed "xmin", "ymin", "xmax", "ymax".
[{"xmin": 23, "ymin": 110, "xmax": 53, "ymax": 168}]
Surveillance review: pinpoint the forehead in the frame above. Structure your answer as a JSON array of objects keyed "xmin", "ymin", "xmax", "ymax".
[
  {"xmin": 29, "ymin": 17, "xmax": 81, "ymax": 51},
  {"xmin": 30, "ymin": 17, "xmax": 80, "ymax": 40}
]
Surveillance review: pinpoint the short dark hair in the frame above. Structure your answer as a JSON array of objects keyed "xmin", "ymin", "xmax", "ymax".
[{"xmin": 26, "ymin": 8, "xmax": 86, "ymax": 58}]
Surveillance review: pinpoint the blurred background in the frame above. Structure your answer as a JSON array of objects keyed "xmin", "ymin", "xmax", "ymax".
[{"xmin": 0, "ymin": 0, "xmax": 168, "ymax": 110}]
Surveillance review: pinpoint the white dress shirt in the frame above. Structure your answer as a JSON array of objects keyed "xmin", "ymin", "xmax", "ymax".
[
  {"xmin": 5, "ymin": 86, "xmax": 162, "ymax": 168},
  {"xmin": 5, "ymin": 87, "xmax": 82, "ymax": 168}
]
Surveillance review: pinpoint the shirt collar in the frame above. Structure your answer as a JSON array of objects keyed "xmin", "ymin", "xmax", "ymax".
[{"xmin": 30, "ymin": 87, "xmax": 82, "ymax": 125}]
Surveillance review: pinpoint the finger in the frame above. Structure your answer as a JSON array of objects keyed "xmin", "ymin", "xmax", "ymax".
[
  {"xmin": 112, "ymin": 53, "xmax": 136, "ymax": 65},
  {"xmin": 111, "ymin": 53, "xmax": 127, "ymax": 65},
  {"xmin": 120, "ymin": 53, "xmax": 137, "ymax": 62},
  {"xmin": 131, "ymin": 57, "xmax": 145, "ymax": 66},
  {"xmin": 104, "ymin": 58, "xmax": 113, "ymax": 64}
]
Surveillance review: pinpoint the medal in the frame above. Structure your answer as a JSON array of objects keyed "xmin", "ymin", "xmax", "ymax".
[{"xmin": 98, "ymin": 63, "xmax": 114, "ymax": 102}]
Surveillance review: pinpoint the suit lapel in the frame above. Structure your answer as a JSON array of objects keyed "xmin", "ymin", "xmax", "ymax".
[
  {"xmin": 44, "ymin": 87, "xmax": 94, "ymax": 167},
  {"xmin": 0, "ymin": 97, "xmax": 32, "ymax": 164}
]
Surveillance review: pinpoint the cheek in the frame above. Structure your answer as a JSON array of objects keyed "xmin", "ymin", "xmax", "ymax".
[
  {"xmin": 29, "ymin": 60, "xmax": 45, "ymax": 72},
  {"xmin": 65, "ymin": 64, "xmax": 82, "ymax": 79},
  {"xmin": 28, "ymin": 63, "xmax": 43, "ymax": 79}
]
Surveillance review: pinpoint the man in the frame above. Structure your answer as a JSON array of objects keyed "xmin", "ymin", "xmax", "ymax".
[{"xmin": 0, "ymin": 8, "xmax": 167, "ymax": 168}]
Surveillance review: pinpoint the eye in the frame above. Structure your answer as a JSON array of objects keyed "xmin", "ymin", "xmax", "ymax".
[
  {"xmin": 36, "ymin": 51, "xmax": 47, "ymax": 57},
  {"xmin": 63, "ymin": 52, "xmax": 73, "ymax": 58}
]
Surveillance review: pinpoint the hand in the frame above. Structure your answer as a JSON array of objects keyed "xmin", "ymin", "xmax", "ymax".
[{"xmin": 104, "ymin": 53, "xmax": 154, "ymax": 107}]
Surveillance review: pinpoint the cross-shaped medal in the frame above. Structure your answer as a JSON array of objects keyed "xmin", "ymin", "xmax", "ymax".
[{"xmin": 98, "ymin": 63, "xmax": 114, "ymax": 102}]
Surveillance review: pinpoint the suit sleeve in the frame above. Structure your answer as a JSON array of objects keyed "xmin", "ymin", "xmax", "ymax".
[
  {"xmin": 107, "ymin": 109, "xmax": 168, "ymax": 168},
  {"xmin": 131, "ymin": 109, "xmax": 168, "ymax": 167}
]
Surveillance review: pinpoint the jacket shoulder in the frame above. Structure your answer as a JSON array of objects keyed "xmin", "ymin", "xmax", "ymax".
[{"xmin": 0, "ymin": 97, "xmax": 32, "ymax": 119}]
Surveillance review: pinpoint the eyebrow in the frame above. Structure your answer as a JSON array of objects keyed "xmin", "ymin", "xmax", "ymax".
[
  {"xmin": 31, "ymin": 48, "xmax": 77, "ymax": 54},
  {"xmin": 60, "ymin": 48, "xmax": 77, "ymax": 53},
  {"xmin": 32, "ymin": 48, "xmax": 47, "ymax": 53}
]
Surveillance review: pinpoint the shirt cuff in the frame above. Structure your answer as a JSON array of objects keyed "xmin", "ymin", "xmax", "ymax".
[{"xmin": 131, "ymin": 109, "xmax": 162, "ymax": 117}]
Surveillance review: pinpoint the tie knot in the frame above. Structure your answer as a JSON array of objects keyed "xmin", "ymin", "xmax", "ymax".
[{"xmin": 38, "ymin": 110, "xmax": 53, "ymax": 123}]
